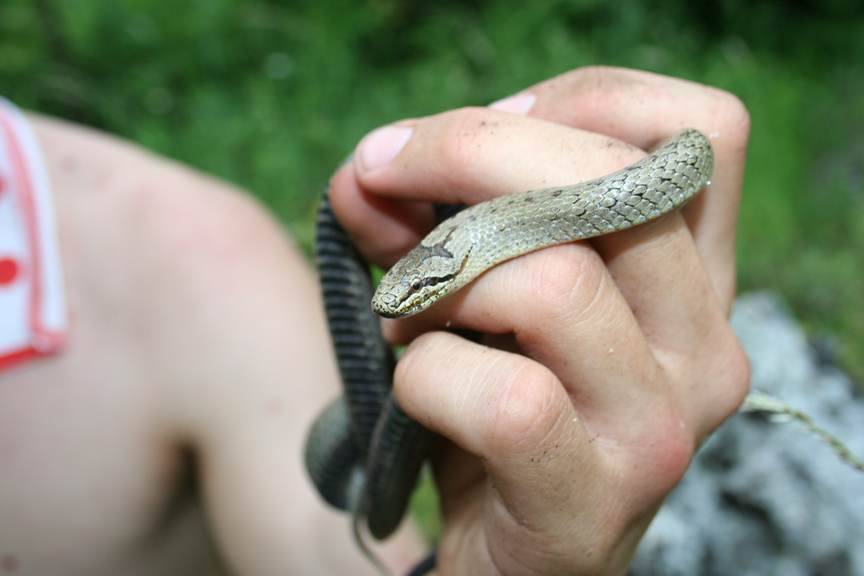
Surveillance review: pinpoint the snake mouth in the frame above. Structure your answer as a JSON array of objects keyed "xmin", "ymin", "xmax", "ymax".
[
  {"xmin": 371, "ymin": 293, "xmax": 399, "ymax": 318},
  {"xmin": 372, "ymin": 280, "xmax": 447, "ymax": 319}
]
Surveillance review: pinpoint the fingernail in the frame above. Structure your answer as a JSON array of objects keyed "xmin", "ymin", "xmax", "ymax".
[
  {"xmin": 489, "ymin": 92, "xmax": 536, "ymax": 115},
  {"xmin": 357, "ymin": 125, "xmax": 413, "ymax": 172}
]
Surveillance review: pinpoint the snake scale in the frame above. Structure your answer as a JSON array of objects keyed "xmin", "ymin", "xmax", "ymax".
[{"xmin": 305, "ymin": 129, "xmax": 714, "ymax": 567}]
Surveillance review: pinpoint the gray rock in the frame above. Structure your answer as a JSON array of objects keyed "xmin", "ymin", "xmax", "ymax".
[{"xmin": 631, "ymin": 292, "xmax": 864, "ymax": 576}]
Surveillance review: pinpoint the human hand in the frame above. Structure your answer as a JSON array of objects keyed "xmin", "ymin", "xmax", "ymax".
[{"xmin": 329, "ymin": 66, "xmax": 751, "ymax": 575}]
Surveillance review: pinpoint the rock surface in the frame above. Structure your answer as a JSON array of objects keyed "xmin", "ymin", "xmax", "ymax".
[{"xmin": 631, "ymin": 292, "xmax": 864, "ymax": 576}]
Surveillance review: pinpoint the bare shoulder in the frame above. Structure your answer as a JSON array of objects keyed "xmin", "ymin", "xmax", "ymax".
[
  {"xmin": 16, "ymin": 114, "xmax": 424, "ymax": 573},
  {"xmin": 30, "ymin": 112, "xmax": 336, "ymax": 435},
  {"xmin": 30, "ymin": 112, "xmax": 306, "ymax": 269}
]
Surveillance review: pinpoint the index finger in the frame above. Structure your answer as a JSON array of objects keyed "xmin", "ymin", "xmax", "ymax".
[{"xmin": 499, "ymin": 66, "xmax": 750, "ymax": 310}]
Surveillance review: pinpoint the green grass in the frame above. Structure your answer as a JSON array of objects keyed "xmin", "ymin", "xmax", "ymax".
[{"xmin": 2, "ymin": 0, "xmax": 863, "ymax": 540}]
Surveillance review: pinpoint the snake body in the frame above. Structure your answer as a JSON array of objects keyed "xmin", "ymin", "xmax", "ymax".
[
  {"xmin": 372, "ymin": 128, "xmax": 713, "ymax": 318},
  {"xmin": 306, "ymin": 194, "xmax": 427, "ymax": 541},
  {"xmin": 305, "ymin": 129, "xmax": 714, "ymax": 554}
]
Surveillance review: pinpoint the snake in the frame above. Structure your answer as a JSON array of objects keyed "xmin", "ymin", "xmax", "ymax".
[{"xmin": 304, "ymin": 128, "xmax": 714, "ymax": 571}]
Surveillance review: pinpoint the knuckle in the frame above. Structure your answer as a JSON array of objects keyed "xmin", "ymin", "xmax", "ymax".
[
  {"xmin": 614, "ymin": 399, "xmax": 696, "ymax": 501},
  {"xmin": 559, "ymin": 65, "xmax": 642, "ymax": 105},
  {"xmin": 563, "ymin": 64, "xmax": 625, "ymax": 86},
  {"xmin": 392, "ymin": 332, "xmax": 443, "ymax": 397},
  {"xmin": 434, "ymin": 106, "xmax": 495, "ymax": 185},
  {"xmin": 694, "ymin": 328, "xmax": 752, "ymax": 433},
  {"xmin": 522, "ymin": 246, "xmax": 606, "ymax": 324},
  {"xmin": 484, "ymin": 361, "xmax": 563, "ymax": 454},
  {"xmin": 651, "ymin": 417, "xmax": 696, "ymax": 495},
  {"xmin": 717, "ymin": 335, "xmax": 752, "ymax": 416},
  {"xmin": 561, "ymin": 64, "xmax": 601, "ymax": 85},
  {"xmin": 711, "ymin": 89, "xmax": 752, "ymax": 146},
  {"xmin": 657, "ymin": 405, "xmax": 698, "ymax": 482}
]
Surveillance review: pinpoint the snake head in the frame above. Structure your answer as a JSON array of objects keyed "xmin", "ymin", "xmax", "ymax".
[{"xmin": 372, "ymin": 234, "xmax": 472, "ymax": 318}]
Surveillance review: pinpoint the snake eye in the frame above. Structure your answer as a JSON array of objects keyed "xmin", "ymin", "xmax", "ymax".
[{"xmin": 410, "ymin": 279, "xmax": 423, "ymax": 291}]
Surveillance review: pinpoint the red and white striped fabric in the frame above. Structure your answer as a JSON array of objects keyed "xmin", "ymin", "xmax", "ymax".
[{"xmin": 0, "ymin": 98, "xmax": 66, "ymax": 371}]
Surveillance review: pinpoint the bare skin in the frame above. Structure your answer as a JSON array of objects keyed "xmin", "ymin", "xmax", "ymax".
[
  {"xmin": 0, "ymin": 114, "xmax": 425, "ymax": 576},
  {"xmin": 0, "ymin": 65, "xmax": 751, "ymax": 576},
  {"xmin": 332, "ymin": 66, "xmax": 752, "ymax": 575}
]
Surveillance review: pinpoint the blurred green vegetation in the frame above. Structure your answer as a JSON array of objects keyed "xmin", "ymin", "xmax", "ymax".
[{"xmin": 2, "ymin": 0, "xmax": 863, "ymax": 540}]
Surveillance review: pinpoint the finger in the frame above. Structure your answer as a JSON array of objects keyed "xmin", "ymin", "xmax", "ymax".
[
  {"xmin": 394, "ymin": 331, "xmax": 598, "ymax": 516},
  {"xmin": 328, "ymin": 161, "xmax": 433, "ymax": 267},
  {"xmin": 355, "ymin": 107, "xmax": 721, "ymax": 359},
  {"xmin": 354, "ymin": 107, "xmax": 643, "ymax": 204},
  {"xmin": 394, "ymin": 332, "xmax": 693, "ymax": 555},
  {"xmin": 509, "ymin": 66, "xmax": 751, "ymax": 310},
  {"xmin": 388, "ymin": 243, "xmax": 680, "ymax": 432}
]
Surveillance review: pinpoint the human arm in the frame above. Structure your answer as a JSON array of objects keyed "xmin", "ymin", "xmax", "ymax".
[{"xmin": 134, "ymin": 171, "xmax": 428, "ymax": 574}]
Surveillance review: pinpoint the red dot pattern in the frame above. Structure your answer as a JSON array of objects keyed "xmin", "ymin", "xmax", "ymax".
[{"xmin": 0, "ymin": 257, "xmax": 20, "ymax": 286}]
